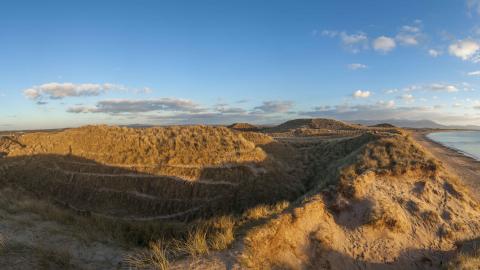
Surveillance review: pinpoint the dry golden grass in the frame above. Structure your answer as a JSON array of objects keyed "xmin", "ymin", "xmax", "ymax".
[
  {"xmin": 205, "ymin": 215, "xmax": 235, "ymax": 251},
  {"xmin": 0, "ymin": 125, "xmax": 304, "ymax": 224},
  {"xmin": 124, "ymin": 240, "xmax": 171, "ymax": 270},
  {"xmin": 337, "ymin": 133, "xmax": 439, "ymax": 196},
  {"xmin": 228, "ymin": 123, "xmax": 260, "ymax": 132},
  {"xmin": 174, "ymin": 227, "xmax": 210, "ymax": 258},
  {"xmin": 238, "ymin": 131, "xmax": 274, "ymax": 145},
  {"xmin": 242, "ymin": 201, "xmax": 289, "ymax": 221},
  {"xmin": 239, "ymin": 132, "xmax": 480, "ymax": 269},
  {"xmin": 268, "ymin": 118, "xmax": 362, "ymax": 133},
  {"xmin": 125, "ymin": 217, "xmax": 236, "ymax": 269},
  {"xmin": 3, "ymin": 123, "xmax": 477, "ymax": 269},
  {"xmin": 6, "ymin": 125, "xmax": 267, "ymax": 167}
]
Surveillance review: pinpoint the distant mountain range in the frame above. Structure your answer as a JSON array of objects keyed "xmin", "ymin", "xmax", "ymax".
[{"xmin": 352, "ymin": 119, "xmax": 480, "ymax": 130}]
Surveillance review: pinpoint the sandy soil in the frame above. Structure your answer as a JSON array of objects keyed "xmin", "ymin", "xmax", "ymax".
[
  {"xmin": 0, "ymin": 200, "xmax": 128, "ymax": 270},
  {"xmin": 412, "ymin": 130, "xmax": 480, "ymax": 201}
]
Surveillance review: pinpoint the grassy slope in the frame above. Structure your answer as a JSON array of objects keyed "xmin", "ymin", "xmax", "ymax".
[
  {"xmin": 240, "ymin": 132, "xmax": 480, "ymax": 269},
  {"xmin": 1, "ymin": 124, "xmax": 480, "ymax": 269}
]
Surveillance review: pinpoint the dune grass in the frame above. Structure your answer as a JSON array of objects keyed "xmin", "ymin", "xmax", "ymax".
[{"xmin": 447, "ymin": 238, "xmax": 480, "ymax": 270}]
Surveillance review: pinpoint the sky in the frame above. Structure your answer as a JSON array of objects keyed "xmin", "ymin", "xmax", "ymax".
[{"xmin": 2, "ymin": 0, "xmax": 480, "ymax": 130}]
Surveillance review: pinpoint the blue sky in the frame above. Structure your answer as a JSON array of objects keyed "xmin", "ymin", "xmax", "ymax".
[{"xmin": 2, "ymin": 0, "xmax": 480, "ymax": 130}]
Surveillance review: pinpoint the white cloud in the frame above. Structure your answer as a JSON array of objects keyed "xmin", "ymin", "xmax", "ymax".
[
  {"xmin": 23, "ymin": 82, "xmax": 124, "ymax": 100},
  {"xmin": 399, "ymin": 94, "xmax": 415, "ymax": 103},
  {"xmin": 428, "ymin": 49, "xmax": 441, "ymax": 57},
  {"xmin": 254, "ymin": 100, "xmax": 294, "ymax": 113},
  {"xmin": 448, "ymin": 39, "xmax": 480, "ymax": 61},
  {"xmin": 347, "ymin": 63, "xmax": 367, "ymax": 70},
  {"xmin": 322, "ymin": 30, "xmax": 369, "ymax": 53},
  {"xmin": 68, "ymin": 98, "xmax": 203, "ymax": 114},
  {"xmin": 24, "ymin": 88, "xmax": 41, "ymax": 99},
  {"xmin": 373, "ymin": 36, "xmax": 396, "ymax": 53},
  {"xmin": 468, "ymin": 70, "xmax": 480, "ymax": 76},
  {"xmin": 353, "ymin": 90, "xmax": 371, "ymax": 98}
]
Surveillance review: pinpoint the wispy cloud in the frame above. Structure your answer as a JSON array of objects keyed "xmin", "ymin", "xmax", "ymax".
[
  {"xmin": 23, "ymin": 82, "xmax": 125, "ymax": 100},
  {"xmin": 321, "ymin": 30, "xmax": 369, "ymax": 53},
  {"xmin": 396, "ymin": 22, "xmax": 424, "ymax": 46},
  {"xmin": 398, "ymin": 93, "xmax": 415, "ymax": 103},
  {"xmin": 67, "ymin": 98, "xmax": 296, "ymax": 125},
  {"xmin": 403, "ymin": 83, "xmax": 463, "ymax": 93},
  {"xmin": 22, "ymin": 82, "xmax": 154, "ymax": 102},
  {"xmin": 254, "ymin": 100, "xmax": 294, "ymax": 113},
  {"xmin": 373, "ymin": 36, "xmax": 396, "ymax": 53},
  {"xmin": 299, "ymin": 102, "xmax": 477, "ymax": 124},
  {"xmin": 428, "ymin": 49, "xmax": 441, "ymax": 57},
  {"xmin": 347, "ymin": 63, "xmax": 368, "ymax": 70},
  {"xmin": 23, "ymin": 82, "xmax": 124, "ymax": 100},
  {"xmin": 67, "ymin": 98, "xmax": 203, "ymax": 114},
  {"xmin": 468, "ymin": 70, "xmax": 480, "ymax": 76},
  {"xmin": 467, "ymin": 0, "xmax": 480, "ymax": 16}
]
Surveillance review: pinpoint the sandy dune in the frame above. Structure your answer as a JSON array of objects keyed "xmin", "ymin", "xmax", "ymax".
[{"xmin": 412, "ymin": 131, "xmax": 480, "ymax": 201}]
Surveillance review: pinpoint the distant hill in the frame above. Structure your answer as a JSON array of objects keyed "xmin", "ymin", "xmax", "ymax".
[
  {"xmin": 228, "ymin": 123, "xmax": 260, "ymax": 132},
  {"xmin": 370, "ymin": 123, "xmax": 396, "ymax": 128},
  {"xmin": 353, "ymin": 119, "xmax": 480, "ymax": 130},
  {"xmin": 268, "ymin": 118, "xmax": 361, "ymax": 133}
]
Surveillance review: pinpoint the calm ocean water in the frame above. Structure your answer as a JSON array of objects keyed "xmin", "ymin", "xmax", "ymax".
[{"xmin": 427, "ymin": 131, "xmax": 480, "ymax": 160}]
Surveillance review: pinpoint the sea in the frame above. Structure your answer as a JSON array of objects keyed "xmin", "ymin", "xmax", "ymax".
[{"xmin": 427, "ymin": 131, "xmax": 480, "ymax": 160}]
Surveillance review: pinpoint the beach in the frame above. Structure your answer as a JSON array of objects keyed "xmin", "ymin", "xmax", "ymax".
[{"xmin": 412, "ymin": 130, "xmax": 480, "ymax": 201}]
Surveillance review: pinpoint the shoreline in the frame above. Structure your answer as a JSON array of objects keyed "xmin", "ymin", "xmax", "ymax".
[
  {"xmin": 424, "ymin": 130, "xmax": 480, "ymax": 161},
  {"xmin": 412, "ymin": 130, "xmax": 480, "ymax": 200}
]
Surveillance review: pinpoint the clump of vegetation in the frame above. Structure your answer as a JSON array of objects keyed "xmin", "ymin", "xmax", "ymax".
[
  {"xmin": 124, "ymin": 240, "xmax": 171, "ymax": 270},
  {"xmin": 125, "ymin": 215, "xmax": 237, "ymax": 269},
  {"xmin": 447, "ymin": 238, "xmax": 480, "ymax": 270},
  {"xmin": 337, "ymin": 133, "xmax": 439, "ymax": 196},
  {"xmin": 366, "ymin": 199, "xmax": 408, "ymax": 232},
  {"xmin": 242, "ymin": 201, "xmax": 289, "ymax": 221}
]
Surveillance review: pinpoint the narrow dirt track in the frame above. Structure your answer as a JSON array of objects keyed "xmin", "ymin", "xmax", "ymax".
[{"xmin": 412, "ymin": 131, "xmax": 480, "ymax": 201}]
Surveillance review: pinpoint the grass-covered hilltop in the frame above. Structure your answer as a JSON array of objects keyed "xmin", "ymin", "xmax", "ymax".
[{"xmin": 0, "ymin": 118, "xmax": 479, "ymax": 269}]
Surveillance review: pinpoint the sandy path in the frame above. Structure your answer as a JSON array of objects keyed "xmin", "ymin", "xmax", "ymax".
[{"xmin": 412, "ymin": 131, "xmax": 480, "ymax": 201}]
